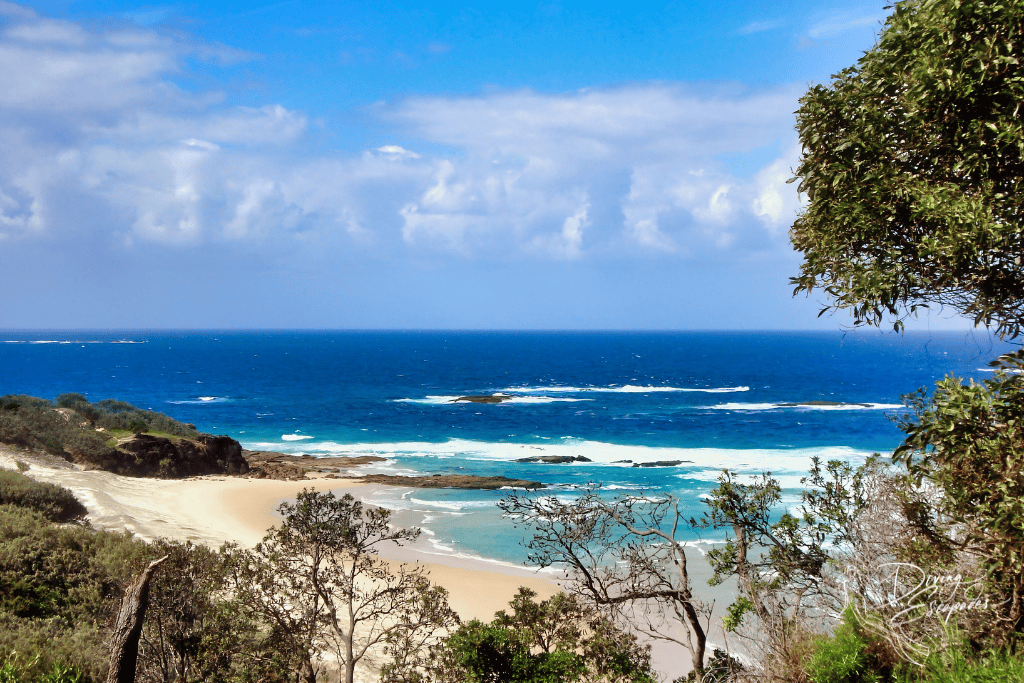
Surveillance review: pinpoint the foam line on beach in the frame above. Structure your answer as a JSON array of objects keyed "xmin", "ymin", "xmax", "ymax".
[{"xmin": 240, "ymin": 436, "xmax": 875, "ymax": 475}]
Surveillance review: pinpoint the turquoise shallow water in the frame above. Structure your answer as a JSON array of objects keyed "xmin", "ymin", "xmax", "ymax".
[{"xmin": 0, "ymin": 329, "xmax": 1012, "ymax": 565}]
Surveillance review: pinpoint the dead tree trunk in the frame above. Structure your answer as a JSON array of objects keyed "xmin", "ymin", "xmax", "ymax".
[{"xmin": 106, "ymin": 555, "xmax": 168, "ymax": 683}]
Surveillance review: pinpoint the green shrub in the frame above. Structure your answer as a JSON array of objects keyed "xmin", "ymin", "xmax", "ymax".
[
  {"xmin": 808, "ymin": 611, "xmax": 883, "ymax": 683},
  {"xmin": 917, "ymin": 647, "xmax": 1024, "ymax": 683},
  {"xmin": 0, "ymin": 505, "xmax": 147, "ymax": 620},
  {"xmin": 53, "ymin": 395, "xmax": 87, "ymax": 410},
  {"xmin": 0, "ymin": 472, "xmax": 86, "ymax": 523},
  {"xmin": 0, "ymin": 621, "xmax": 101, "ymax": 682},
  {"xmin": 0, "ymin": 506, "xmax": 150, "ymax": 681},
  {"xmin": 0, "ymin": 394, "xmax": 198, "ymax": 463}
]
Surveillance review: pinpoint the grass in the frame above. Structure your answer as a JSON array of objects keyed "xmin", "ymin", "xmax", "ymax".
[{"xmin": 103, "ymin": 429, "xmax": 184, "ymax": 448}]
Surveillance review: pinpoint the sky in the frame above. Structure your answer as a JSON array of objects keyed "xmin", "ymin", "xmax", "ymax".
[{"xmin": 0, "ymin": 0, "xmax": 976, "ymax": 329}]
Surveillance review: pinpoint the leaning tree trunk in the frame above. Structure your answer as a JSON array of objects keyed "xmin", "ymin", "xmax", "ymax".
[{"xmin": 106, "ymin": 556, "xmax": 168, "ymax": 683}]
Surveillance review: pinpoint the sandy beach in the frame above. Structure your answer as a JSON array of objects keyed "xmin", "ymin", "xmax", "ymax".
[
  {"xmin": 0, "ymin": 446, "xmax": 560, "ymax": 624},
  {"xmin": 1, "ymin": 445, "xmax": 738, "ymax": 679}
]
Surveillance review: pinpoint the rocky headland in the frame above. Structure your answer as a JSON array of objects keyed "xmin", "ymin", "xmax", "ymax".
[{"xmin": 0, "ymin": 394, "xmax": 554, "ymax": 490}]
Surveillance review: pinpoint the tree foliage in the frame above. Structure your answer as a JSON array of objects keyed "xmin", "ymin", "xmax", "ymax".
[
  {"xmin": 791, "ymin": 0, "xmax": 1024, "ymax": 335},
  {"xmin": 894, "ymin": 349, "xmax": 1024, "ymax": 639},
  {"xmin": 696, "ymin": 460, "xmax": 877, "ymax": 680},
  {"xmin": 699, "ymin": 459, "xmax": 866, "ymax": 623},
  {"xmin": 233, "ymin": 489, "xmax": 458, "ymax": 683},
  {"xmin": 383, "ymin": 588, "xmax": 655, "ymax": 683},
  {"xmin": 0, "ymin": 504, "xmax": 149, "ymax": 682},
  {"xmin": 136, "ymin": 541, "xmax": 291, "ymax": 683}
]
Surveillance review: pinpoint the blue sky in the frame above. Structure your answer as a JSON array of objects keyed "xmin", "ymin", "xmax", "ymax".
[{"xmin": 0, "ymin": 0, "xmax": 971, "ymax": 329}]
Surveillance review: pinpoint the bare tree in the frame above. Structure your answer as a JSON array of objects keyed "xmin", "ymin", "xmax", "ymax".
[
  {"xmin": 499, "ymin": 489, "xmax": 712, "ymax": 674},
  {"xmin": 107, "ymin": 555, "xmax": 168, "ymax": 683},
  {"xmin": 234, "ymin": 489, "xmax": 458, "ymax": 683}
]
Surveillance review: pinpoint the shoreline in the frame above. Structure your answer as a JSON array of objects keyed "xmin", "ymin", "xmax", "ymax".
[
  {"xmin": 0, "ymin": 446, "xmax": 562, "ymax": 624},
  {"xmin": 0, "ymin": 445, "xmax": 736, "ymax": 679}
]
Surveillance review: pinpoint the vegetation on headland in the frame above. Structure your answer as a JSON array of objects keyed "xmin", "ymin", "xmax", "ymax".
[{"xmin": 0, "ymin": 394, "xmax": 248, "ymax": 478}]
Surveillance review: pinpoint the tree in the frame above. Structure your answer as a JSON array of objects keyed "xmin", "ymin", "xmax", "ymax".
[
  {"xmin": 499, "ymin": 490, "xmax": 711, "ymax": 675},
  {"xmin": 699, "ymin": 460, "xmax": 865, "ymax": 624},
  {"xmin": 137, "ymin": 541, "xmax": 291, "ymax": 683},
  {"xmin": 790, "ymin": 0, "xmax": 1024, "ymax": 336},
  {"xmin": 696, "ymin": 459, "xmax": 871, "ymax": 679},
  {"xmin": 383, "ymin": 588, "xmax": 655, "ymax": 683},
  {"xmin": 106, "ymin": 555, "xmax": 167, "ymax": 683},
  {"xmin": 894, "ymin": 350, "xmax": 1024, "ymax": 641},
  {"xmin": 232, "ymin": 489, "xmax": 458, "ymax": 683}
]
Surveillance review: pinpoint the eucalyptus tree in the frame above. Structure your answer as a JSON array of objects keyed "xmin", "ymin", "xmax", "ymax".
[
  {"xmin": 791, "ymin": 0, "xmax": 1024, "ymax": 336},
  {"xmin": 233, "ymin": 489, "xmax": 458, "ymax": 683},
  {"xmin": 499, "ymin": 489, "xmax": 712, "ymax": 675}
]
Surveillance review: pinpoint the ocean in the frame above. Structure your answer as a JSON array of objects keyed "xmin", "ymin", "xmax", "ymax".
[{"xmin": 0, "ymin": 330, "xmax": 1012, "ymax": 567}]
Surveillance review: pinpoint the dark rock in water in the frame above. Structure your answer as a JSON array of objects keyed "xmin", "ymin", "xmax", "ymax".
[
  {"xmin": 359, "ymin": 474, "xmax": 543, "ymax": 490},
  {"xmin": 516, "ymin": 455, "xmax": 592, "ymax": 463},
  {"xmin": 632, "ymin": 460, "xmax": 687, "ymax": 468},
  {"xmin": 776, "ymin": 400, "xmax": 873, "ymax": 407},
  {"xmin": 94, "ymin": 433, "xmax": 249, "ymax": 478},
  {"xmin": 612, "ymin": 460, "xmax": 633, "ymax": 464},
  {"xmin": 241, "ymin": 451, "xmax": 387, "ymax": 481},
  {"xmin": 452, "ymin": 395, "xmax": 512, "ymax": 404}
]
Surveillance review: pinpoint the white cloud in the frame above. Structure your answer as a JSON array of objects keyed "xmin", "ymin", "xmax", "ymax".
[
  {"xmin": 752, "ymin": 145, "xmax": 804, "ymax": 231},
  {"xmin": 738, "ymin": 19, "xmax": 787, "ymax": 35},
  {"xmin": 0, "ymin": 1, "xmax": 35, "ymax": 19},
  {"xmin": 375, "ymin": 145, "xmax": 421, "ymax": 159},
  {"xmin": 0, "ymin": 2, "xmax": 804, "ymax": 263},
  {"xmin": 806, "ymin": 12, "xmax": 884, "ymax": 39},
  {"xmin": 387, "ymin": 85, "xmax": 802, "ymax": 258}
]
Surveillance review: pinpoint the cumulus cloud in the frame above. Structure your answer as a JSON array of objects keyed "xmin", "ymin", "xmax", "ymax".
[
  {"xmin": 0, "ymin": 2, "xmax": 804, "ymax": 264},
  {"xmin": 386, "ymin": 85, "xmax": 803, "ymax": 259}
]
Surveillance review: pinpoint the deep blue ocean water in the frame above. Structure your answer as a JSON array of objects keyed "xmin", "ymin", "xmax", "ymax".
[{"xmin": 0, "ymin": 330, "xmax": 1014, "ymax": 565}]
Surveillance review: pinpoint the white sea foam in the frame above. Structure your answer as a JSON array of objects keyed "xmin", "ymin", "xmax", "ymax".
[
  {"xmin": 394, "ymin": 395, "xmax": 591, "ymax": 404},
  {"xmin": 4, "ymin": 340, "xmax": 143, "ymax": 344},
  {"xmin": 238, "ymin": 436, "xmax": 875, "ymax": 477},
  {"xmin": 502, "ymin": 385, "xmax": 750, "ymax": 394},
  {"xmin": 711, "ymin": 402, "xmax": 904, "ymax": 411},
  {"xmin": 976, "ymin": 367, "xmax": 1024, "ymax": 374},
  {"xmin": 407, "ymin": 498, "xmax": 495, "ymax": 511},
  {"xmin": 166, "ymin": 397, "xmax": 229, "ymax": 405},
  {"xmin": 281, "ymin": 434, "xmax": 314, "ymax": 441}
]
